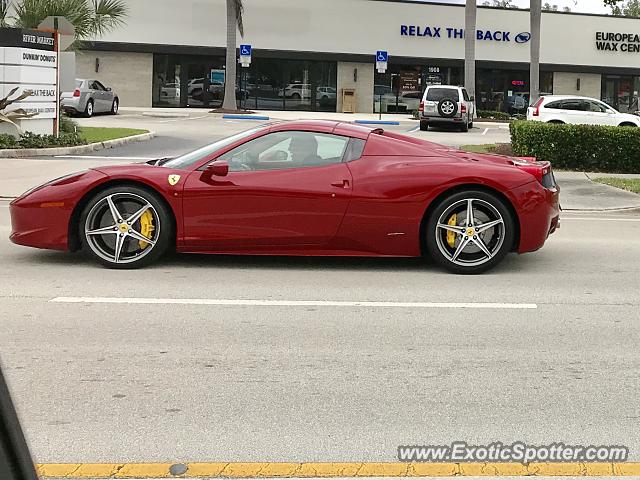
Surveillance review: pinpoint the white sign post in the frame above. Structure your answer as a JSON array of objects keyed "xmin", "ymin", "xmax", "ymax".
[{"xmin": 376, "ymin": 51, "xmax": 388, "ymax": 119}]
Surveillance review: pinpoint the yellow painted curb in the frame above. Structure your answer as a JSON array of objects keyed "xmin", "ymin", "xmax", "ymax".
[{"xmin": 35, "ymin": 462, "xmax": 640, "ymax": 478}]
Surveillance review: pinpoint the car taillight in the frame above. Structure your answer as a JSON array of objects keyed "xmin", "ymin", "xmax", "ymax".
[
  {"xmin": 419, "ymin": 101, "xmax": 424, "ymax": 112},
  {"xmin": 461, "ymin": 103, "xmax": 467, "ymax": 114},
  {"xmin": 73, "ymin": 89, "xmax": 81, "ymax": 97},
  {"xmin": 513, "ymin": 157, "xmax": 556, "ymax": 188},
  {"xmin": 531, "ymin": 96, "xmax": 544, "ymax": 117}
]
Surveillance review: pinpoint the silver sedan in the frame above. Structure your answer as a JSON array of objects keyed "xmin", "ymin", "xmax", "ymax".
[{"xmin": 60, "ymin": 79, "xmax": 119, "ymax": 117}]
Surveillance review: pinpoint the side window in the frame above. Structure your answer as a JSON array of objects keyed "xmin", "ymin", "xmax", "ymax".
[
  {"xmin": 219, "ymin": 131, "xmax": 350, "ymax": 172},
  {"xmin": 561, "ymin": 100, "xmax": 584, "ymax": 111},
  {"xmin": 343, "ymin": 138, "xmax": 366, "ymax": 162},
  {"xmin": 461, "ymin": 89, "xmax": 470, "ymax": 101},
  {"xmin": 545, "ymin": 101, "xmax": 563, "ymax": 109},
  {"xmin": 588, "ymin": 101, "xmax": 608, "ymax": 113},
  {"xmin": 95, "ymin": 81, "xmax": 107, "ymax": 91}
]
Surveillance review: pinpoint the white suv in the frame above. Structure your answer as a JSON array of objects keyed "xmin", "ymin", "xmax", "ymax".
[
  {"xmin": 527, "ymin": 95, "xmax": 640, "ymax": 127},
  {"xmin": 419, "ymin": 85, "xmax": 475, "ymax": 132}
]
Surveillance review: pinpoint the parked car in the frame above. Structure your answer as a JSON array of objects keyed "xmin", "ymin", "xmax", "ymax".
[
  {"xmin": 60, "ymin": 79, "xmax": 119, "ymax": 117},
  {"xmin": 10, "ymin": 120, "xmax": 559, "ymax": 274},
  {"xmin": 527, "ymin": 95, "xmax": 640, "ymax": 127},
  {"xmin": 418, "ymin": 85, "xmax": 475, "ymax": 132},
  {"xmin": 160, "ymin": 82, "xmax": 181, "ymax": 105},
  {"xmin": 317, "ymin": 87, "xmax": 336, "ymax": 101},
  {"xmin": 278, "ymin": 83, "xmax": 311, "ymax": 99}
]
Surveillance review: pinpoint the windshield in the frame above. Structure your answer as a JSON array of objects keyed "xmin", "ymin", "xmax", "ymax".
[{"xmin": 162, "ymin": 126, "xmax": 266, "ymax": 169}]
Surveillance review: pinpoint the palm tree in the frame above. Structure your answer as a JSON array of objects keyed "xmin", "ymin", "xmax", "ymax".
[
  {"xmin": 11, "ymin": 0, "xmax": 127, "ymax": 41},
  {"xmin": 464, "ymin": 0, "xmax": 477, "ymax": 100},
  {"xmin": 222, "ymin": 0, "xmax": 244, "ymax": 111},
  {"xmin": 529, "ymin": 0, "xmax": 541, "ymax": 105}
]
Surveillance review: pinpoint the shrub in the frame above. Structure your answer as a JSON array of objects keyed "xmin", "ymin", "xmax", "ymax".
[
  {"xmin": 477, "ymin": 110, "xmax": 512, "ymax": 121},
  {"xmin": 510, "ymin": 120, "xmax": 640, "ymax": 173},
  {"xmin": 59, "ymin": 114, "xmax": 79, "ymax": 134},
  {"xmin": 16, "ymin": 131, "xmax": 85, "ymax": 149},
  {"xmin": 0, "ymin": 134, "xmax": 18, "ymax": 149}
]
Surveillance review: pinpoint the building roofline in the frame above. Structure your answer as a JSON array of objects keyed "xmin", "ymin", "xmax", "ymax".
[{"xmin": 366, "ymin": 0, "xmax": 640, "ymax": 20}]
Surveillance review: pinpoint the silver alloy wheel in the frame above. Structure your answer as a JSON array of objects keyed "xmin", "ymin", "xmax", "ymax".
[
  {"xmin": 86, "ymin": 101, "xmax": 93, "ymax": 116},
  {"xmin": 435, "ymin": 198, "xmax": 505, "ymax": 267},
  {"xmin": 84, "ymin": 192, "xmax": 160, "ymax": 264},
  {"xmin": 112, "ymin": 99, "xmax": 118, "ymax": 114},
  {"xmin": 441, "ymin": 100, "xmax": 455, "ymax": 115}
]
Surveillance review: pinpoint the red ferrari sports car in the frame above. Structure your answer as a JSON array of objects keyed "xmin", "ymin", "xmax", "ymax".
[{"xmin": 10, "ymin": 120, "xmax": 559, "ymax": 274}]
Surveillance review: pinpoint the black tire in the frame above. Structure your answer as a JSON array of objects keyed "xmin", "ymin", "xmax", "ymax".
[
  {"xmin": 291, "ymin": 93, "xmax": 301, "ymax": 100},
  {"xmin": 547, "ymin": 120, "xmax": 564, "ymax": 124},
  {"xmin": 437, "ymin": 98, "xmax": 458, "ymax": 118},
  {"xmin": 419, "ymin": 120, "xmax": 429, "ymax": 131},
  {"xmin": 460, "ymin": 121, "xmax": 469, "ymax": 132},
  {"xmin": 84, "ymin": 99, "xmax": 94, "ymax": 118},
  {"xmin": 619, "ymin": 122, "xmax": 637, "ymax": 128},
  {"xmin": 111, "ymin": 98, "xmax": 119, "ymax": 115},
  {"xmin": 425, "ymin": 190, "xmax": 515, "ymax": 274},
  {"xmin": 79, "ymin": 185, "xmax": 173, "ymax": 269},
  {"xmin": 469, "ymin": 121, "xmax": 474, "ymax": 129}
]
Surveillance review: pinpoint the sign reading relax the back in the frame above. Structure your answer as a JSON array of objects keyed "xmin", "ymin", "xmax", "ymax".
[{"xmin": 400, "ymin": 25, "xmax": 530, "ymax": 43}]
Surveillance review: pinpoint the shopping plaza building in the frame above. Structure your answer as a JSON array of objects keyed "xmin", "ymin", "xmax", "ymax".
[{"xmin": 76, "ymin": 0, "xmax": 640, "ymax": 114}]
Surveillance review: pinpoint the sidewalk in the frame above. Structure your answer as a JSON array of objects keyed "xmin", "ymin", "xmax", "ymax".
[{"xmin": 554, "ymin": 171, "xmax": 640, "ymax": 211}]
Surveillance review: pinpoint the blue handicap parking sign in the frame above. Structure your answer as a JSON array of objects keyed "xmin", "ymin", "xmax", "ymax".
[
  {"xmin": 240, "ymin": 44, "xmax": 252, "ymax": 56},
  {"xmin": 376, "ymin": 51, "xmax": 388, "ymax": 62}
]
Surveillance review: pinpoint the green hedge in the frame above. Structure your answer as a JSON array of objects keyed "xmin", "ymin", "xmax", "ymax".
[
  {"xmin": 0, "ymin": 131, "xmax": 85, "ymax": 150},
  {"xmin": 477, "ymin": 110, "xmax": 512, "ymax": 121},
  {"xmin": 510, "ymin": 120, "xmax": 640, "ymax": 173}
]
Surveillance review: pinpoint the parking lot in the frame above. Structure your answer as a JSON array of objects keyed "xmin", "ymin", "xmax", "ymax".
[{"xmin": 1, "ymin": 111, "xmax": 639, "ymax": 475}]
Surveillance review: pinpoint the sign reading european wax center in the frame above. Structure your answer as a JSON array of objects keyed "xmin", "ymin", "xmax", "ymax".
[
  {"xmin": 400, "ymin": 25, "xmax": 531, "ymax": 44},
  {"xmin": 0, "ymin": 28, "xmax": 57, "ymax": 134},
  {"xmin": 596, "ymin": 32, "xmax": 640, "ymax": 53}
]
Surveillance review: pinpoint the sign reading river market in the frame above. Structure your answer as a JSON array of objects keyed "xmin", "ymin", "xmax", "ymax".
[{"xmin": 596, "ymin": 32, "xmax": 640, "ymax": 52}]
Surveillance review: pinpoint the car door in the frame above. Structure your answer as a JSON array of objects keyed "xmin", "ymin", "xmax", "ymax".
[
  {"xmin": 88, "ymin": 80, "xmax": 105, "ymax": 112},
  {"xmin": 95, "ymin": 81, "xmax": 114, "ymax": 111},
  {"xmin": 182, "ymin": 130, "xmax": 354, "ymax": 250},
  {"xmin": 558, "ymin": 99, "xmax": 588, "ymax": 124}
]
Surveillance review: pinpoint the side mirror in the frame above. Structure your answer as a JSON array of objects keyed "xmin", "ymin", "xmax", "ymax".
[
  {"xmin": 201, "ymin": 161, "xmax": 229, "ymax": 182},
  {"xmin": 470, "ymin": 96, "xmax": 475, "ymax": 102},
  {"xmin": 106, "ymin": 87, "xmax": 112, "ymax": 91}
]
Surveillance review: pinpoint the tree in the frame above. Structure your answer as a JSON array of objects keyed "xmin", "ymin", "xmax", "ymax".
[
  {"xmin": 9, "ymin": 0, "xmax": 127, "ymax": 41},
  {"xmin": 464, "ymin": 0, "xmax": 476, "ymax": 101},
  {"xmin": 543, "ymin": 3, "xmax": 572, "ymax": 11},
  {"xmin": 605, "ymin": 0, "xmax": 640, "ymax": 16},
  {"xmin": 222, "ymin": 0, "xmax": 244, "ymax": 111},
  {"xmin": 530, "ymin": 0, "xmax": 542, "ymax": 105}
]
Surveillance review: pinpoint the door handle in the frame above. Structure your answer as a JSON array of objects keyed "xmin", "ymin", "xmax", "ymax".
[{"xmin": 331, "ymin": 180, "xmax": 350, "ymax": 188}]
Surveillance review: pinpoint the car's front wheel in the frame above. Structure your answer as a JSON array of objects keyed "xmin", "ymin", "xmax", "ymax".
[
  {"xmin": 84, "ymin": 99, "xmax": 94, "ymax": 118},
  {"xmin": 425, "ymin": 190, "xmax": 515, "ymax": 274},
  {"xmin": 111, "ymin": 98, "xmax": 119, "ymax": 115},
  {"xmin": 80, "ymin": 186, "xmax": 173, "ymax": 268}
]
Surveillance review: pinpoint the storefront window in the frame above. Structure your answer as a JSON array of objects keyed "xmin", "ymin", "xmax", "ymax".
[
  {"xmin": 602, "ymin": 75, "xmax": 640, "ymax": 113},
  {"xmin": 241, "ymin": 59, "xmax": 337, "ymax": 112},
  {"xmin": 476, "ymin": 69, "xmax": 553, "ymax": 113},
  {"xmin": 374, "ymin": 65, "xmax": 462, "ymax": 114}
]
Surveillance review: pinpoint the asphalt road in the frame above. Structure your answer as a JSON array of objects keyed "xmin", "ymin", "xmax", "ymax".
[
  {"xmin": 1, "ymin": 113, "xmax": 639, "ymax": 477},
  {"xmin": 1, "ymin": 201, "xmax": 640, "ymax": 464}
]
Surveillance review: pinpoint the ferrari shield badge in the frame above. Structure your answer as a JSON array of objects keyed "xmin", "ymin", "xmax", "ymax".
[{"xmin": 168, "ymin": 174, "xmax": 181, "ymax": 186}]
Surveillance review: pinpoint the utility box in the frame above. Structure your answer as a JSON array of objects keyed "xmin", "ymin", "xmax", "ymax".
[{"xmin": 341, "ymin": 88, "xmax": 356, "ymax": 113}]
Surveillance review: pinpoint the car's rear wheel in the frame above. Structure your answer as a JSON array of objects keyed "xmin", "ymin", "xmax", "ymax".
[
  {"xmin": 426, "ymin": 190, "xmax": 515, "ymax": 274},
  {"xmin": 111, "ymin": 98, "xmax": 119, "ymax": 115},
  {"xmin": 84, "ymin": 99, "xmax": 94, "ymax": 118},
  {"xmin": 80, "ymin": 186, "xmax": 173, "ymax": 269},
  {"xmin": 460, "ymin": 121, "xmax": 469, "ymax": 132},
  {"xmin": 619, "ymin": 122, "xmax": 637, "ymax": 127},
  {"xmin": 420, "ymin": 120, "xmax": 429, "ymax": 131}
]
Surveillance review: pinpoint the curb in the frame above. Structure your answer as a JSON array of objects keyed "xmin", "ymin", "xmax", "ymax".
[
  {"xmin": 0, "ymin": 132, "xmax": 155, "ymax": 158},
  {"xmin": 141, "ymin": 112, "xmax": 189, "ymax": 118},
  {"xmin": 35, "ymin": 462, "xmax": 640, "ymax": 478}
]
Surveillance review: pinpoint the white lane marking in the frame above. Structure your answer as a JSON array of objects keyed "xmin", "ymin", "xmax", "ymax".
[
  {"xmin": 562, "ymin": 217, "xmax": 640, "ymax": 222},
  {"xmin": 407, "ymin": 126, "xmax": 420, "ymax": 133},
  {"xmin": 50, "ymin": 297, "xmax": 537, "ymax": 309},
  {"xmin": 53, "ymin": 155, "xmax": 158, "ymax": 160},
  {"xmin": 481, "ymin": 128, "xmax": 489, "ymax": 136}
]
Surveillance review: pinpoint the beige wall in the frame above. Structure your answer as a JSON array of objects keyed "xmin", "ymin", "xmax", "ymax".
[
  {"xmin": 75, "ymin": 51, "xmax": 153, "ymax": 108},
  {"xmin": 553, "ymin": 72, "xmax": 602, "ymax": 99},
  {"xmin": 337, "ymin": 62, "xmax": 374, "ymax": 114}
]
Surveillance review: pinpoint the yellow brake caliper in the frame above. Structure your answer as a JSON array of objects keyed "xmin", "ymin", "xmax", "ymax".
[
  {"xmin": 447, "ymin": 214, "xmax": 457, "ymax": 248},
  {"xmin": 138, "ymin": 210, "xmax": 155, "ymax": 249}
]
